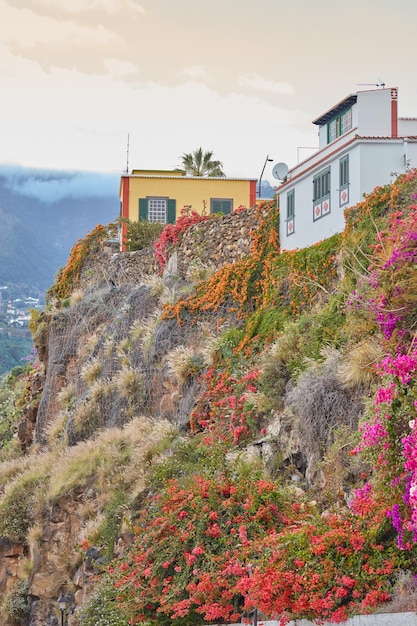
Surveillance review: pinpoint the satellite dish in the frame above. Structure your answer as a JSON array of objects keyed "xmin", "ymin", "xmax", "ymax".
[{"xmin": 272, "ymin": 162, "xmax": 289, "ymax": 181}]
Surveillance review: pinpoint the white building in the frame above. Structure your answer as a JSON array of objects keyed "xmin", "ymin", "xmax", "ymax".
[{"xmin": 278, "ymin": 87, "xmax": 417, "ymax": 250}]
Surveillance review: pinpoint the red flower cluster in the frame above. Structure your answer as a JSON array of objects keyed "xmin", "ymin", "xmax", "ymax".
[
  {"xmin": 154, "ymin": 207, "xmax": 211, "ymax": 269},
  {"xmin": 190, "ymin": 367, "xmax": 261, "ymax": 444}
]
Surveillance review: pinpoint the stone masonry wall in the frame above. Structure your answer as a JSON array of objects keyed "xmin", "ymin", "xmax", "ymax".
[
  {"xmin": 175, "ymin": 205, "xmax": 264, "ymax": 277},
  {"xmin": 78, "ymin": 205, "xmax": 266, "ymax": 292}
]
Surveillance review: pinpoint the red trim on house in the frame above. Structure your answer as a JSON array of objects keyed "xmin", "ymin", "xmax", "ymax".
[
  {"xmin": 277, "ymin": 135, "xmax": 358, "ymax": 191},
  {"xmin": 391, "ymin": 88, "xmax": 398, "ymax": 138},
  {"xmin": 121, "ymin": 176, "xmax": 130, "ymax": 252},
  {"xmin": 249, "ymin": 180, "xmax": 257, "ymax": 207},
  {"xmin": 277, "ymin": 134, "xmax": 417, "ymax": 192}
]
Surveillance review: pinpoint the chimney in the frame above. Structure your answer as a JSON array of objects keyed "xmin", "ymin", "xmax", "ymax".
[{"xmin": 391, "ymin": 88, "xmax": 398, "ymax": 138}]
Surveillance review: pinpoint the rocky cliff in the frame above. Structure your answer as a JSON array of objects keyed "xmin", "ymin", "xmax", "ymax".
[{"xmin": 1, "ymin": 180, "xmax": 417, "ymax": 625}]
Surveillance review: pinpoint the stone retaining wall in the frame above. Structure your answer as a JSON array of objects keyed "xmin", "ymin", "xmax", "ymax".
[
  {"xmin": 217, "ymin": 614, "xmax": 417, "ymax": 626},
  {"xmin": 175, "ymin": 205, "xmax": 264, "ymax": 277},
  {"xmin": 79, "ymin": 205, "xmax": 267, "ymax": 291}
]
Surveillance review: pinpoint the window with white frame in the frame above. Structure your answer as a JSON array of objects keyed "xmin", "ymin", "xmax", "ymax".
[
  {"xmin": 313, "ymin": 167, "xmax": 331, "ymax": 220},
  {"xmin": 148, "ymin": 198, "xmax": 167, "ymax": 223}
]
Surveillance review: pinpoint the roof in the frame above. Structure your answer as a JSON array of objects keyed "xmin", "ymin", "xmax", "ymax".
[
  {"xmin": 125, "ymin": 174, "xmax": 257, "ymax": 182},
  {"xmin": 131, "ymin": 169, "xmax": 185, "ymax": 176},
  {"xmin": 277, "ymin": 134, "xmax": 417, "ymax": 191},
  {"xmin": 312, "ymin": 94, "xmax": 358, "ymax": 126}
]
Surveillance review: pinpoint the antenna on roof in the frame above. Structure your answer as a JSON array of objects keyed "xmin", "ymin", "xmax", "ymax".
[
  {"xmin": 357, "ymin": 80, "xmax": 385, "ymax": 89},
  {"xmin": 125, "ymin": 133, "xmax": 130, "ymax": 174}
]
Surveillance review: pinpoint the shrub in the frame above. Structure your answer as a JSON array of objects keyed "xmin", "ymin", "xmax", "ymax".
[
  {"xmin": 154, "ymin": 207, "xmax": 211, "ymax": 269},
  {"xmin": 48, "ymin": 222, "xmax": 118, "ymax": 300},
  {"xmin": 0, "ymin": 470, "xmax": 46, "ymax": 544},
  {"xmin": 285, "ymin": 350, "xmax": 364, "ymax": 481},
  {"xmin": 78, "ymin": 575, "xmax": 129, "ymax": 626},
  {"xmin": 97, "ymin": 491, "xmax": 128, "ymax": 559},
  {"xmin": 125, "ymin": 219, "xmax": 164, "ymax": 252},
  {"xmin": 4, "ymin": 579, "xmax": 29, "ymax": 624}
]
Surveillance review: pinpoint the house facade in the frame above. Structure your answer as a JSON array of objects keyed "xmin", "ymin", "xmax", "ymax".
[
  {"xmin": 278, "ymin": 87, "xmax": 417, "ymax": 250},
  {"xmin": 119, "ymin": 169, "xmax": 257, "ymax": 250}
]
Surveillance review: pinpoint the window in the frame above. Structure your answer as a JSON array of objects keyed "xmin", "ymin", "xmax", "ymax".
[
  {"xmin": 339, "ymin": 155, "xmax": 349, "ymax": 207},
  {"xmin": 139, "ymin": 197, "xmax": 176, "ymax": 223},
  {"xmin": 149, "ymin": 198, "xmax": 167, "ymax": 223},
  {"xmin": 286, "ymin": 190, "xmax": 295, "ymax": 236},
  {"xmin": 313, "ymin": 168, "xmax": 330, "ymax": 202},
  {"xmin": 327, "ymin": 107, "xmax": 352, "ymax": 144},
  {"xmin": 313, "ymin": 168, "xmax": 331, "ymax": 221},
  {"xmin": 210, "ymin": 198, "xmax": 233, "ymax": 214}
]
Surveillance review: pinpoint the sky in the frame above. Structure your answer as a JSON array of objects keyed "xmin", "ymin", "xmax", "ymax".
[{"xmin": 1, "ymin": 0, "xmax": 417, "ymax": 184}]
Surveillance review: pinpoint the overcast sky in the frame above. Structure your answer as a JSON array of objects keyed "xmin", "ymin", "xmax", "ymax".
[{"xmin": 1, "ymin": 0, "xmax": 417, "ymax": 182}]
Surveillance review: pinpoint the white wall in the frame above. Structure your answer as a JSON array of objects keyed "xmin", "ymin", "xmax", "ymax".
[
  {"xmin": 398, "ymin": 118, "xmax": 417, "ymax": 135},
  {"xmin": 279, "ymin": 139, "xmax": 417, "ymax": 252},
  {"xmin": 218, "ymin": 613, "xmax": 417, "ymax": 626},
  {"xmin": 279, "ymin": 146, "xmax": 361, "ymax": 251},
  {"xmin": 356, "ymin": 89, "xmax": 392, "ymax": 137}
]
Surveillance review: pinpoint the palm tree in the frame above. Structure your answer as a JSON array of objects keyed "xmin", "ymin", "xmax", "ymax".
[{"xmin": 179, "ymin": 147, "xmax": 225, "ymax": 177}]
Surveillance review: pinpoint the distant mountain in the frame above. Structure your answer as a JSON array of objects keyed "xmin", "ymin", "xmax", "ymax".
[
  {"xmin": 0, "ymin": 166, "xmax": 120, "ymax": 295},
  {"xmin": 0, "ymin": 165, "xmax": 120, "ymax": 373}
]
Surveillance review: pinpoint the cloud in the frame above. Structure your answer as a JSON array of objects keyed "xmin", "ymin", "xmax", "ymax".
[
  {"xmin": 0, "ymin": 1, "xmax": 120, "ymax": 46},
  {"xmin": 1, "ymin": 166, "xmax": 119, "ymax": 203},
  {"xmin": 8, "ymin": 0, "xmax": 145, "ymax": 16},
  {"xmin": 103, "ymin": 58, "xmax": 138, "ymax": 78},
  {"xmin": 238, "ymin": 74, "xmax": 295, "ymax": 95},
  {"xmin": 179, "ymin": 66, "xmax": 220, "ymax": 81}
]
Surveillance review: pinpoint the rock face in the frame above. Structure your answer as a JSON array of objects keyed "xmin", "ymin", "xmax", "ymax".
[
  {"xmin": 1, "ymin": 203, "xmax": 323, "ymax": 626},
  {"xmin": 0, "ymin": 207, "xmax": 269, "ymax": 624}
]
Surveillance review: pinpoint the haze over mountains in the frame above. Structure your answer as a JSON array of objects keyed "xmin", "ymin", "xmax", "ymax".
[{"xmin": 0, "ymin": 165, "xmax": 120, "ymax": 296}]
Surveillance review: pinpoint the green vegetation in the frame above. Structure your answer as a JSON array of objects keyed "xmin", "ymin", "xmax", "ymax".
[
  {"xmin": 2, "ymin": 171, "xmax": 417, "ymax": 624},
  {"xmin": 0, "ymin": 331, "xmax": 33, "ymax": 376},
  {"xmin": 4, "ymin": 579, "xmax": 30, "ymax": 624},
  {"xmin": 124, "ymin": 218, "xmax": 164, "ymax": 251},
  {"xmin": 179, "ymin": 147, "xmax": 225, "ymax": 177}
]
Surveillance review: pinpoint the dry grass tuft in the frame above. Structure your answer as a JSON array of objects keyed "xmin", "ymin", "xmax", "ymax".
[
  {"xmin": 48, "ymin": 417, "xmax": 172, "ymax": 503},
  {"xmin": 337, "ymin": 339, "xmax": 385, "ymax": 388},
  {"xmin": 142, "ymin": 275, "xmax": 166, "ymax": 298},
  {"xmin": 103, "ymin": 337, "xmax": 115, "ymax": 359},
  {"xmin": 72, "ymin": 400, "xmax": 103, "ymax": 436},
  {"xmin": 57, "ymin": 383, "xmax": 76, "ymax": 409},
  {"xmin": 165, "ymin": 345, "xmax": 203, "ymax": 385},
  {"xmin": 115, "ymin": 366, "xmax": 144, "ymax": 403},
  {"xmin": 80, "ymin": 357, "xmax": 103, "ymax": 386},
  {"xmin": 377, "ymin": 570, "xmax": 417, "ymax": 613},
  {"xmin": 45, "ymin": 411, "xmax": 69, "ymax": 447},
  {"xmin": 89, "ymin": 379, "xmax": 115, "ymax": 404},
  {"xmin": 79, "ymin": 326, "xmax": 104, "ymax": 359},
  {"xmin": 78, "ymin": 512, "xmax": 105, "ymax": 546},
  {"xmin": 53, "ymin": 541, "xmax": 83, "ymax": 577},
  {"xmin": 201, "ymin": 334, "xmax": 224, "ymax": 366},
  {"xmin": 185, "ymin": 260, "xmax": 216, "ymax": 284},
  {"xmin": 70, "ymin": 289, "xmax": 84, "ymax": 306},
  {"xmin": 140, "ymin": 313, "xmax": 161, "ymax": 360}
]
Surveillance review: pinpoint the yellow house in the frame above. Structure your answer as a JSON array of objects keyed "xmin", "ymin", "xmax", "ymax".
[{"xmin": 119, "ymin": 169, "xmax": 257, "ymax": 250}]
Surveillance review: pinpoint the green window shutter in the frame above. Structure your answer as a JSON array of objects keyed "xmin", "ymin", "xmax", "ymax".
[
  {"xmin": 212, "ymin": 200, "xmax": 221, "ymax": 213},
  {"xmin": 167, "ymin": 199, "xmax": 176, "ymax": 223},
  {"xmin": 139, "ymin": 198, "xmax": 148, "ymax": 221},
  {"xmin": 221, "ymin": 200, "xmax": 232, "ymax": 215}
]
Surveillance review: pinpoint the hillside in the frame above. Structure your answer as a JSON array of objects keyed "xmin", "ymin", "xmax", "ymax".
[
  {"xmin": 0, "ymin": 166, "xmax": 119, "ymax": 373},
  {"xmin": 0, "ymin": 166, "xmax": 119, "ymax": 293},
  {"xmin": 0, "ymin": 173, "xmax": 417, "ymax": 625}
]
